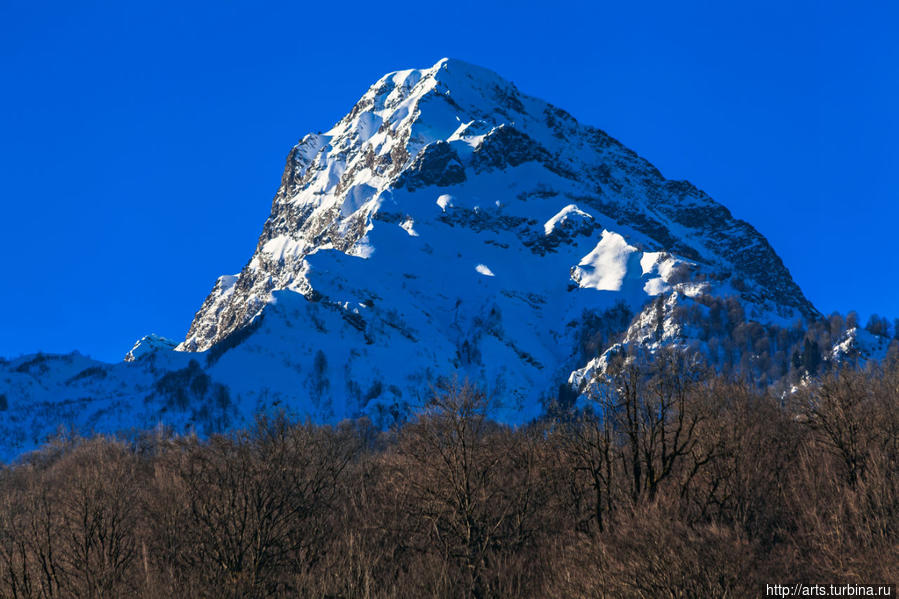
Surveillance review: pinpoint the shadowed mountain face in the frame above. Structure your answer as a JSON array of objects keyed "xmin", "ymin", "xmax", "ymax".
[{"xmin": 0, "ymin": 59, "xmax": 825, "ymax": 460}]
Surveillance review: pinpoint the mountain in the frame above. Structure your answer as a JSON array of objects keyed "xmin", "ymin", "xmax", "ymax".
[{"xmin": 0, "ymin": 58, "xmax": 856, "ymax": 461}]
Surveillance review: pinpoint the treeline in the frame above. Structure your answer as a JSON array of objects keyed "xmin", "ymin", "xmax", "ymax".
[
  {"xmin": 1, "ymin": 354, "xmax": 897, "ymax": 598},
  {"xmin": 651, "ymin": 294, "xmax": 899, "ymax": 385}
]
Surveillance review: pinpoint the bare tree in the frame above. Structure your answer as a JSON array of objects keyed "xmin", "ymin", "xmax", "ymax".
[
  {"xmin": 150, "ymin": 415, "xmax": 357, "ymax": 598},
  {"xmin": 393, "ymin": 381, "xmax": 546, "ymax": 598}
]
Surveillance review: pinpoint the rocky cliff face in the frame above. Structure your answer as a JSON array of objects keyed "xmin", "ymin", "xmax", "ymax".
[{"xmin": 0, "ymin": 58, "xmax": 827, "ymax": 460}]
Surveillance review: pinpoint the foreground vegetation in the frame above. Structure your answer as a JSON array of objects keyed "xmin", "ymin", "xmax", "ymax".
[{"xmin": 1, "ymin": 352, "xmax": 897, "ymax": 598}]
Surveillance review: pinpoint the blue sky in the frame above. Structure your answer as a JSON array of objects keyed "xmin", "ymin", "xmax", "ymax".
[{"xmin": 1, "ymin": 1, "xmax": 896, "ymax": 362}]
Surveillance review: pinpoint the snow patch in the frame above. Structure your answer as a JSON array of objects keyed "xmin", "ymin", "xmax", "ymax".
[
  {"xmin": 262, "ymin": 236, "xmax": 308, "ymax": 261},
  {"xmin": 340, "ymin": 183, "xmax": 378, "ymax": 217},
  {"xmin": 544, "ymin": 204, "xmax": 593, "ymax": 235},
  {"xmin": 643, "ymin": 278, "xmax": 671, "ymax": 296},
  {"xmin": 436, "ymin": 194, "xmax": 454, "ymax": 211},
  {"xmin": 399, "ymin": 217, "xmax": 419, "ymax": 237},
  {"xmin": 572, "ymin": 231, "xmax": 638, "ymax": 292}
]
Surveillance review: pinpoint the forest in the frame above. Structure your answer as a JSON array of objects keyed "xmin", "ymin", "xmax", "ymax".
[{"xmin": 1, "ymin": 344, "xmax": 897, "ymax": 598}]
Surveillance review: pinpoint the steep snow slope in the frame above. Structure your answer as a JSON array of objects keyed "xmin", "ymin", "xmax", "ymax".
[{"xmin": 0, "ymin": 58, "xmax": 824, "ymax": 460}]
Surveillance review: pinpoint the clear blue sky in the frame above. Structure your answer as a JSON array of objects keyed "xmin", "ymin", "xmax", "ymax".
[{"xmin": 1, "ymin": 1, "xmax": 896, "ymax": 362}]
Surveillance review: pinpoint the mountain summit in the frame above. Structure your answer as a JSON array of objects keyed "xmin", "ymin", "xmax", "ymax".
[
  {"xmin": 182, "ymin": 58, "xmax": 813, "ymax": 355},
  {"xmin": 0, "ymin": 59, "xmax": 823, "ymax": 458}
]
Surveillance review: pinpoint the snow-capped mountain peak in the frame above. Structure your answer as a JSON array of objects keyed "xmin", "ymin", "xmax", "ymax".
[
  {"xmin": 180, "ymin": 58, "xmax": 814, "ymax": 360},
  {"xmin": 0, "ymin": 58, "xmax": 827, "ymax": 460}
]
